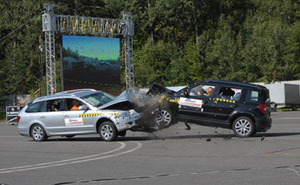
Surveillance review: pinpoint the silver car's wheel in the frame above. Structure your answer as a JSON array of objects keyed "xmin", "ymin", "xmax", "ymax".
[
  {"xmin": 155, "ymin": 109, "xmax": 172, "ymax": 129},
  {"xmin": 31, "ymin": 124, "xmax": 47, "ymax": 141},
  {"xmin": 99, "ymin": 121, "xmax": 117, "ymax": 141},
  {"xmin": 233, "ymin": 117, "xmax": 255, "ymax": 137}
]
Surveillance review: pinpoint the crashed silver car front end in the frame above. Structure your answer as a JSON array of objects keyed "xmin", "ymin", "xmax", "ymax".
[{"xmin": 79, "ymin": 109, "xmax": 141, "ymax": 132}]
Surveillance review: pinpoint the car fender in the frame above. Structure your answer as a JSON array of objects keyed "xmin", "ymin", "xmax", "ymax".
[
  {"xmin": 27, "ymin": 120, "xmax": 49, "ymax": 136},
  {"xmin": 95, "ymin": 116, "xmax": 129, "ymax": 132},
  {"xmin": 229, "ymin": 111, "xmax": 256, "ymax": 127}
]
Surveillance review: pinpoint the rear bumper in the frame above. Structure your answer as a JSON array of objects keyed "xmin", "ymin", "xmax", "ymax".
[
  {"xmin": 255, "ymin": 116, "xmax": 272, "ymax": 132},
  {"xmin": 17, "ymin": 125, "xmax": 30, "ymax": 137}
]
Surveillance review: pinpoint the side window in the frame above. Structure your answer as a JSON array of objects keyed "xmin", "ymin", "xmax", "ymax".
[
  {"xmin": 39, "ymin": 101, "xmax": 47, "ymax": 112},
  {"xmin": 189, "ymin": 85, "xmax": 215, "ymax": 97},
  {"xmin": 218, "ymin": 86, "xmax": 242, "ymax": 101},
  {"xmin": 245, "ymin": 90, "xmax": 259, "ymax": 103},
  {"xmin": 26, "ymin": 101, "xmax": 44, "ymax": 113},
  {"xmin": 65, "ymin": 99, "xmax": 84, "ymax": 111},
  {"xmin": 47, "ymin": 99, "xmax": 64, "ymax": 112}
]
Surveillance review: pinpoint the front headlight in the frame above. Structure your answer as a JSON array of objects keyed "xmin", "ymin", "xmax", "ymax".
[
  {"xmin": 128, "ymin": 109, "xmax": 136, "ymax": 114},
  {"xmin": 121, "ymin": 111, "xmax": 130, "ymax": 117}
]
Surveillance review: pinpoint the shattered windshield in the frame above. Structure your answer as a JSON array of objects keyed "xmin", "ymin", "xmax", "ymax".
[{"xmin": 81, "ymin": 92, "xmax": 115, "ymax": 107}]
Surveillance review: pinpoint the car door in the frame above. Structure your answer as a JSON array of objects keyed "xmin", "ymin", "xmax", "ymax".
[
  {"xmin": 176, "ymin": 83, "xmax": 216, "ymax": 122},
  {"xmin": 40, "ymin": 99, "xmax": 67, "ymax": 134},
  {"xmin": 206, "ymin": 86, "xmax": 242, "ymax": 122},
  {"xmin": 63, "ymin": 98, "xmax": 96, "ymax": 134}
]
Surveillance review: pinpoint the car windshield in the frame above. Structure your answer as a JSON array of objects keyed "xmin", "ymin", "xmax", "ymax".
[{"xmin": 81, "ymin": 92, "xmax": 115, "ymax": 107}]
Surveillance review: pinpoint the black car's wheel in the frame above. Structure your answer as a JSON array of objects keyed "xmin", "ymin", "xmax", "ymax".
[
  {"xmin": 98, "ymin": 121, "xmax": 117, "ymax": 141},
  {"xmin": 232, "ymin": 116, "xmax": 255, "ymax": 137},
  {"xmin": 155, "ymin": 109, "xmax": 173, "ymax": 129},
  {"xmin": 31, "ymin": 124, "xmax": 47, "ymax": 142}
]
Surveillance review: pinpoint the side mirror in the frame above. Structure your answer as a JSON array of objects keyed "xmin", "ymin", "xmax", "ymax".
[{"xmin": 78, "ymin": 105, "xmax": 89, "ymax": 110}]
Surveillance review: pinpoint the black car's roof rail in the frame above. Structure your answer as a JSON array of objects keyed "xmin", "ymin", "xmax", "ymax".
[{"xmin": 202, "ymin": 80, "xmax": 267, "ymax": 90}]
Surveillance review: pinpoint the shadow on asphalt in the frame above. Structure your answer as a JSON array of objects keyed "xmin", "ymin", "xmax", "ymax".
[
  {"xmin": 42, "ymin": 132, "xmax": 300, "ymax": 142},
  {"xmin": 255, "ymin": 132, "xmax": 300, "ymax": 137}
]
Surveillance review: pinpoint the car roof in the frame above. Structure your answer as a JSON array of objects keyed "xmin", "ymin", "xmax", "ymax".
[
  {"xmin": 32, "ymin": 89, "xmax": 99, "ymax": 103},
  {"xmin": 200, "ymin": 80, "xmax": 267, "ymax": 90}
]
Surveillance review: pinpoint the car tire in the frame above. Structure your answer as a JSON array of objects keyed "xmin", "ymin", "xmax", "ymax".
[
  {"xmin": 31, "ymin": 124, "xmax": 47, "ymax": 142},
  {"xmin": 118, "ymin": 130, "xmax": 126, "ymax": 137},
  {"xmin": 154, "ymin": 109, "xmax": 173, "ymax": 129},
  {"xmin": 98, "ymin": 121, "xmax": 117, "ymax": 141},
  {"xmin": 232, "ymin": 116, "xmax": 255, "ymax": 138}
]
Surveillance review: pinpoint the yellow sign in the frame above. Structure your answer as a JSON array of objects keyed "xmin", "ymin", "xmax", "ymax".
[
  {"xmin": 80, "ymin": 112, "xmax": 121, "ymax": 118},
  {"xmin": 159, "ymin": 95, "xmax": 180, "ymax": 104},
  {"xmin": 209, "ymin": 98, "xmax": 235, "ymax": 104}
]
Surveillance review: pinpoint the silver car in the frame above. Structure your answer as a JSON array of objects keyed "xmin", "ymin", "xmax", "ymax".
[{"xmin": 17, "ymin": 89, "xmax": 141, "ymax": 142}]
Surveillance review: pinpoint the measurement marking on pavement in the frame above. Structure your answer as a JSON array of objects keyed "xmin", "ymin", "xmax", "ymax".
[{"xmin": 273, "ymin": 117, "xmax": 300, "ymax": 120}]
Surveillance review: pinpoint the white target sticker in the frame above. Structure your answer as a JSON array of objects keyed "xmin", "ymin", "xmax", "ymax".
[
  {"xmin": 65, "ymin": 118, "xmax": 84, "ymax": 126},
  {"xmin": 179, "ymin": 97, "xmax": 203, "ymax": 108}
]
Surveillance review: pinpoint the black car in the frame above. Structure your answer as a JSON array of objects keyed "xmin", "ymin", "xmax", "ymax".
[{"xmin": 149, "ymin": 80, "xmax": 272, "ymax": 137}]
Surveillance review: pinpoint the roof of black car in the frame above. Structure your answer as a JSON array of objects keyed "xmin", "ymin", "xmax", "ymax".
[{"xmin": 203, "ymin": 80, "xmax": 266, "ymax": 90}]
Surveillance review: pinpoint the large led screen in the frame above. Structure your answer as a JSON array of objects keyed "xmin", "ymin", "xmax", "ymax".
[{"xmin": 62, "ymin": 35, "xmax": 121, "ymax": 95}]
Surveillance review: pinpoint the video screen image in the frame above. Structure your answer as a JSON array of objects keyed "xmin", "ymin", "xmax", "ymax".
[{"xmin": 62, "ymin": 35, "xmax": 121, "ymax": 95}]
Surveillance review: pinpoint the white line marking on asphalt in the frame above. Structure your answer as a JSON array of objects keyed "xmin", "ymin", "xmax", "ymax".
[
  {"xmin": 286, "ymin": 168, "xmax": 300, "ymax": 176},
  {"xmin": 273, "ymin": 117, "xmax": 300, "ymax": 120},
  {"xmin": 0, "ymin": 142, "xmax": 125, "ymax": 172},
  {"xmin": 0, "ymin": 141, "xmax": 142, "ymax": 174}
]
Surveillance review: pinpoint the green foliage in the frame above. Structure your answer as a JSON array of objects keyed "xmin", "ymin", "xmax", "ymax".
[
  {"xmin": 0, "ymin": 0, "xmax": 299, "ymax": 105},
  {"xmin": 134, "ymin": 38, "xmax": 181, "ymax": 87}
]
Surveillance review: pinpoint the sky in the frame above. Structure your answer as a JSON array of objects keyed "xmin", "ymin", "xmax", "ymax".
[{"xmin": 62, "ymin": 35, "xmax": 120, "ymax": 61}]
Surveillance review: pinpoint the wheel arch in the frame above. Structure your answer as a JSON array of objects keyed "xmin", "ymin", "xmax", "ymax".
[
  {"xmin": 96, "ymin": 118, "xmax": 114, "ymax": 133},
  {"xmin": 29, "ymin": 123, "xmax": 47, "ymax": 137},
  {"xmin": 230, "ymin": 113, "xmax": 256, "ymax": 129}
]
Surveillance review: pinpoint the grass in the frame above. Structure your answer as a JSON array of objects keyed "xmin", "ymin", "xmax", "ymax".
[
  {"xmin": 274, "ymin": 108, "xmax": 300, "ymax": 112},
  {"xmin": 0, "ymin": 112, "xmax": 6, "ymax": 122}
]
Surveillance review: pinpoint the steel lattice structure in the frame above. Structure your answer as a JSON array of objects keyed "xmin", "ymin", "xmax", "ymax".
[{"xmin": 42, "ymin": 4, "xmax": 134, "ymax": 95}]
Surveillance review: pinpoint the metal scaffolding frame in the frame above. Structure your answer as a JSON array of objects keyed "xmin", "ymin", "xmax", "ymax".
[{"xmin": 42, "ymin": 4, "xmax": 134, "ymax": 95}]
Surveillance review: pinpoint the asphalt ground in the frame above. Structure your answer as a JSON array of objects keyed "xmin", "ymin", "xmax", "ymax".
[{"xmin": 0, "ymin": 111, "xmax": 300, "ymax": 185}]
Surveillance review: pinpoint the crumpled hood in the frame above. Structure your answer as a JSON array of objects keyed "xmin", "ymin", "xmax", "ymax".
[
  {"xmin": 98, "ymin": 90, "xmax": 134, "ymax": 110},
  {"xmin": 147, "ymin": 82, "xmax": 176, "ymax": 95},
  {"xmin": 97, "ymin": 83, "xmax": 177, "ymax": 111}
]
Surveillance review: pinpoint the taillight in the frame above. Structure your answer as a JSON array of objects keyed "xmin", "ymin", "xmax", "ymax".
[
  {"xmin": 17, "ymin": 116, "xmax": 20, "ymax": 124},
  {"xmin": 259, "ymin": 104, "xmax": 267, "ymax": 115}
]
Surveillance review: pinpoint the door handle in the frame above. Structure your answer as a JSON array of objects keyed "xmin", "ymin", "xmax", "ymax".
[
  {"xmin": 40, "ymin": 116, "xmax": 46, "ymax": 119},
  {"xmin": 64, "ymin": 115, "xmax": 69, "ymax": 118}
]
